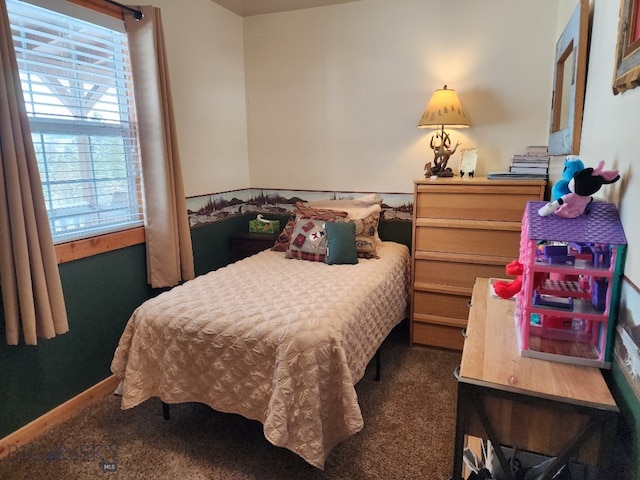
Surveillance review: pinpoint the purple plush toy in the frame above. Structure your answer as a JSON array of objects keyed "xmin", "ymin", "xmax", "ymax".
[{"xmin": 539, "ymin": 160, "xmax": 620, "ymax": 218}]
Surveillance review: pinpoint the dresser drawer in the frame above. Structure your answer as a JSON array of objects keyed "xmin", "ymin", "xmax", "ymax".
[
  {"xmin": 412, "ymin": 321, "xmax": 465, "ymax": 350},
  {"xmin": 413, "ymin": 289, "xmax": 471, "ymax": 320},
  {"xmin": 415, "ymin": 184, "xmax": 542, "ymax": 222},
  {"xmin": 414, "ymin": 256, "xmax": 509, "ymax": 289},
  {"xmin": 415, "ymin": 223, "xmax": 521, "ymax": 258}
]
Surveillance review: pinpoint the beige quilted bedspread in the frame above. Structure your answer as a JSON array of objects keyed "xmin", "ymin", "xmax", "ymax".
[{"xmin": 111, "ymin": 241, "xmax": 410, "ymax": 469}]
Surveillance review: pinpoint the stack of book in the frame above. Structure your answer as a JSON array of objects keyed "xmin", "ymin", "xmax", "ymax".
[
  {"xmin": 509, "ymin": 145, "xmax": 550, "ymax": 177},
  {"xmin": 488, "ymin": 146, "xmax": 550, "ymax": 180}
]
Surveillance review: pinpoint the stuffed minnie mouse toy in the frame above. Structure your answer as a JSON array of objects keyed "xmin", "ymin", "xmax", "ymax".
[{"xmin": 538, "ymin": 160, "xmax": 620, "ymax": 218}]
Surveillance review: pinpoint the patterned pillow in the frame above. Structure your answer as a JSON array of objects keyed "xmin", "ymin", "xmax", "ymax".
[
  {"xmin": 345, "ymin": 213, "xmax": 380, "ymax": 259},
  {"xmin": 272, "ymin": 203, "xmax": 347, "ymax": 252},
  {"xmin": 286, "ymin": 217, "xmax": 328, "ymax": 262}
]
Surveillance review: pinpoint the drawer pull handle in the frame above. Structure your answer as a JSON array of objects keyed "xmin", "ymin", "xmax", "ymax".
[
  {"xmin": 453, "ymin": 365, "xmax": 461, "ymax": 380},
  {"xmin": 461, "ymin": 328, "xmax": 467, "ymax": 339},
  {"xmin": 467, "ymin": 300, "xmax": 472, "ymax": 308}
]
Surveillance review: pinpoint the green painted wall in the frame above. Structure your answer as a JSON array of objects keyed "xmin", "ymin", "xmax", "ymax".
[
  {"xmin": 191, "ymin": 214, "xmax": 255, "ymax": 276},
  {"xmin": 0, "ymin": 244, "xmax": 151, "ymax": 437}
]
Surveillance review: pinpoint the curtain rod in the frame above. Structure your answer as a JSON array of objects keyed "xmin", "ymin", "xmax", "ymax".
[{"xmin": 103, "ymin": 0, "xmax": 143, "ymax": 20}]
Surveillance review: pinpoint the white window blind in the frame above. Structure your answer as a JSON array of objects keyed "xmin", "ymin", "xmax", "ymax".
[{"xmin": 7, "ymin": 0, "xmax": 143, "ymax": 243}]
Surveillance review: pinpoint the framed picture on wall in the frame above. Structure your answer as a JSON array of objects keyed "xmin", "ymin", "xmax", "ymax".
[{"xmin": 613, "ymin": 0, "xmax": 640, "ymax": 94}]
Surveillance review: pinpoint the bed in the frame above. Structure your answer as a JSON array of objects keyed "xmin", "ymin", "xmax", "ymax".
[{"xmin": 111, "ymin": 207, "xmax": 410, "ymax": 469}]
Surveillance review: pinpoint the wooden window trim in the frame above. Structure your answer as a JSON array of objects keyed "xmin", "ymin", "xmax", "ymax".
[{"xmin": 55, "ymin": 227, "xmax": 145, "ymax": 264}]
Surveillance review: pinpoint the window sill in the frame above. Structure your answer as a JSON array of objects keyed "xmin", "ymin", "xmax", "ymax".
[{"xmin": 55, "ymin": 227, "xmax": 145, "ymax": 264}]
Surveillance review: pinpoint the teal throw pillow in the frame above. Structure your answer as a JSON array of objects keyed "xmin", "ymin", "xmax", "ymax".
[{"xmin": 325, "ymin": 221, "xmax": 358, "ymax": 265}]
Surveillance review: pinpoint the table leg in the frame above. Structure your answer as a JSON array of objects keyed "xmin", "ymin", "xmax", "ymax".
[
  {"xmin": 467, "ymin": 392, "xmax": 515, "ymax": 480},
  {"xmin": 451, "ymin": 382, "xmax": 467, "ymax": 480}
]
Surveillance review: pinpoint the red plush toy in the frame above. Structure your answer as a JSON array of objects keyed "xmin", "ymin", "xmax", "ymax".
[{"xmin": 493, "ymin": 259, "xmax": 546, "ymax": 299}]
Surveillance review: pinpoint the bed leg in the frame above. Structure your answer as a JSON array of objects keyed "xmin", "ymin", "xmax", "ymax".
[
  {"xmin": 162, "ymin": 402, "xmax": 170, "ymax": 420},
  {"xmin": 375, "ymin": 349, "xmax": 381, "ymax": 381}
]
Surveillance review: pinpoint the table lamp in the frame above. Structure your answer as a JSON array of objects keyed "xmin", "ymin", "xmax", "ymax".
[{"xmin": 417, "ymin": 85, "xmax": 470, "ymax": 177}]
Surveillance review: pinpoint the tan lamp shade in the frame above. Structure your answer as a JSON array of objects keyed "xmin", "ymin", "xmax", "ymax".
[{"xmin": 417, "ymin": 85, "xmax": 470, "ymax": 129}]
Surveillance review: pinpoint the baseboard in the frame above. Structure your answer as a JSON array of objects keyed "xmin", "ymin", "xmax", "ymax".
[{"xmin": 0, "ymin": 374, "xmax": 120, "ymax": 460}]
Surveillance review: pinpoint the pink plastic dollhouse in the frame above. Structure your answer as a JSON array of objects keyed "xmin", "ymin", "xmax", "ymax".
[{"xmin": 515, "ymin": 201, "xmax": 627, "ymax": 368}]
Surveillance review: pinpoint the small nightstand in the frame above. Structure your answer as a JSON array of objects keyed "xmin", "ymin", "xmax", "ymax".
[{"xmin": 229, "ymin": 232, "xmax": 278, "ymax": 262}]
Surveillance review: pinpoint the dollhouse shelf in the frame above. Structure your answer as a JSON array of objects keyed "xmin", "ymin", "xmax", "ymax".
[
  {"xmin": 537, "ymin": 279, "xmax": 591, "ymax": 299},
  {"xmin": 515, "ymin": 201, "xmax": 627, "ymax": 368}
]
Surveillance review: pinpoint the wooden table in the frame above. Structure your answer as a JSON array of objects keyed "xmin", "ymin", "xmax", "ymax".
[{"xmin": 451, "ymin": 278, "xmax": 619, "ymax": 480}]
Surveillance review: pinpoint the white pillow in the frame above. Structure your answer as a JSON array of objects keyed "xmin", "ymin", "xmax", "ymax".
[
  {"xmin": 351, "ymin": 193, "xmax": 383, "ymax": 205},
  {"xmin": 306, "ymin": 196, "xmax": 382, "ymax": 218},
  {"xmin": 306, "ymin": 194, "xmax": 382, "ymax": 209}
]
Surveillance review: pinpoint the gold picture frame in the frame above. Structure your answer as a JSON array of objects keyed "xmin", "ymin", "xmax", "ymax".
[{"xmin": 613, "ymin": 0, "xmax": 640, "ymax": 94}]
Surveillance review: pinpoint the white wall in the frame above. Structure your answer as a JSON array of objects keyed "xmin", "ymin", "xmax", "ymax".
[
  {"xmin": 556, "ymin": 0, "xmax": 580, "ymax": 35},
  {"xmin": 576, "ymin": 0, "xmax": 640, "ymax": 287},
  {"xmin": 140, "ymin": 0, "xmax": 250, "ymax": 197},
  {"xmin": 243, "ymin": 0, "xmax": 559, "ymax": 192}
]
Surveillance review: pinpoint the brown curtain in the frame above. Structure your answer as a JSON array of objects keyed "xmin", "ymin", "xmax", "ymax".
[
  {"xmin": 125, "ymin": 6, "xmax": 194, "ymax": 288},
  {"xmin": 0, "ymin": 0, "xmax": 69, "ymax": 345}
]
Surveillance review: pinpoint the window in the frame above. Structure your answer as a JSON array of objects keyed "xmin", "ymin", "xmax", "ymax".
[{"xmin": 7, "ymin": 0, "xmax": 143, "ymax": 243}]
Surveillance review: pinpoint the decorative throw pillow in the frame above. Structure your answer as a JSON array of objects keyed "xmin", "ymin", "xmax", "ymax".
[
  {"xmin": 272, "ymin": 211, "xmax": 297, "ymax": 252},
  {"xmin": 336, "ymin": 213, "xmax": 380, "ymax": 258},
  {"xmin": 272, "ymin": 203, "xmax": 347, "ymax": 252},
  {"xmin": 286, "ymin": 217, "xmax": 329, "ymax": 262},
  {"xmin": 325, "ymin": 221, "xmax": 358, "ymax": 265}
]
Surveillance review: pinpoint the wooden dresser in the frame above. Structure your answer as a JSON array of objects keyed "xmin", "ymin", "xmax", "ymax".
[{"xmin": 410, "ymin": 176, "xmax": 546, "ymax": 350}]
